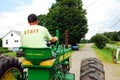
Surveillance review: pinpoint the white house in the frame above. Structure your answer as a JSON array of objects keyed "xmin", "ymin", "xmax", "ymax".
[{"xmin": 2, "ymin": 30, "xmax": 21, "ymax": 51}]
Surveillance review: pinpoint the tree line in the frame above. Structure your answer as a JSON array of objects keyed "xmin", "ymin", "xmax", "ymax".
[
  {"xmin": 91, "ymin": 31, "xmax": 120, "ymax": 49},
  {"xmin": 103, "ymin": 31, "xmax": 120, "ymax": 41}
]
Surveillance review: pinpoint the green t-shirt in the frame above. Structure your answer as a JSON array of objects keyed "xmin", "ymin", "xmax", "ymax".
[{"xmin": 21, "ymin": 25, "xmax": 52, "ymax": 48}]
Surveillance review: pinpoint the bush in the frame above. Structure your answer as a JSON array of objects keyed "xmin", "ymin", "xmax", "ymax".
[
  {"xmin": 91, "ymin": 34, "xmax": 109, "ymax": 49},
  {"xmin": 0, "ymin": 47, "xmax": 9, "ymax": 53}
]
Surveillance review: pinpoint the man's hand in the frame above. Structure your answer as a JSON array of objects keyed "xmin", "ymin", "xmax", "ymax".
[{"xmin": 51, "ymin": 37, "xmax": 58, "ymax": 43}]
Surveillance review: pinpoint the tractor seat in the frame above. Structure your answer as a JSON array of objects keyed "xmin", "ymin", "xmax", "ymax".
[{"xmin": 21, "ymin": 47, "xmax": 53, "ymax": 65}]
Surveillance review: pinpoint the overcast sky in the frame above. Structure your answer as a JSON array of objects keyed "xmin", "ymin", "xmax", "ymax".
[
  {"xmin": 0, "ymin": 0, "xmax": 120, "ymax": 39},
  {"xmin": 83, "ymin": 0, "xmax": 120, "ymax": 39}
]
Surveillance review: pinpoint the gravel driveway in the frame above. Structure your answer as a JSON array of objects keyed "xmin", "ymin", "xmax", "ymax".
[{"xmin": 70, "ymin": 43, "xmax": 120, "ymax": 80}]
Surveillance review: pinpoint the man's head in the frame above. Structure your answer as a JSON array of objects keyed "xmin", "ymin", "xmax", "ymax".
[{"xmin": 28, "ymin": 14, "xmax": 38, "ymax": 24}]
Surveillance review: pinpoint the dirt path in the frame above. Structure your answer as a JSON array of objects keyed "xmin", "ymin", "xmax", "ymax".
[{"xmin": 70, "ymin": 43, "xmax": 120, "ymax": 80}]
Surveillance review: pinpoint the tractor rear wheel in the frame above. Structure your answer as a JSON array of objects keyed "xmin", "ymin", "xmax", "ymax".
[
  {"xmin": 80, "ymin": 58, "xmax": 105, "ymax": 80},
  {"xmin": 0, "ymin": 55, "xmax": 23, "ymax": 80}
]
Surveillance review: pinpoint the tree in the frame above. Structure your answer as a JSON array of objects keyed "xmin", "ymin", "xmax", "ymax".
[
  {"xmin": 44, "ymin": 0, "xmax": 88, "ymax": 44},
  {"xmin": 38, "ymin": 14, "xmax": 46, "ymax": 26},
  {"xmin": 91, "ymin": 34, "xmax": 109, "ymax": 49},
  {"xmin": 112, "ymin": 32, "xmax": 120, "ymax": 41},
  {"xmin": 0, "ymin": 38, "xmax": 2, "ymax": 47},
  {"xmin": 103, "ymin": 31, "xmax": 120, "ymax": 41},
  {"xmin": 103, "ymin": 32, "xmax": 113, "ymax": 41}
]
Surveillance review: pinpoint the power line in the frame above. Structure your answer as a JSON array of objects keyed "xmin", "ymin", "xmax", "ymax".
[
  {"xmin": 84, "ymin": 0, "xmax": 120, "ymax": 32},
  {"xmin": 86, "ymin": 0, "xmax": 100, "ymax": 8},
  {"xmin": 110, "ymin": 18, "xmax": 120, "ymax": 29},
  {"xmin": 106, "ymin": 16, "xmax": 120, "ymax": 30}
]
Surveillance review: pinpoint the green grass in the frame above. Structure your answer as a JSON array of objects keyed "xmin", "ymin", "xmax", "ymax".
[
  {"xmin": 92, "ymin": 45, "xmax": 113, "ymax": 63},
  {"xmin": 0, "ymin": 47, "xmax": 8, "ymax": 53},
  {"xmin": 115, "ymin": 42, "xmax": 120, "ymax": 46},
  {"xmin": 4, "ymin": 52, "xmax": 16, "ymax": 57},
  {"xmin": 79, "ymin": 44, "xmax": 86, "ymax": 49}
]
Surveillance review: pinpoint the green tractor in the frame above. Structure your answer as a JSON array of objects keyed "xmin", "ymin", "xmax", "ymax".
[{"xmin": 0, "ymin": 30, "xmax": 105, "ymax": 80}]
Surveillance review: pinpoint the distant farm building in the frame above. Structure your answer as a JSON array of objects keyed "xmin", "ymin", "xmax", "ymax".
[{"xmin": 2, "ymin": 30, "xmax": 21, "ymax": 51}]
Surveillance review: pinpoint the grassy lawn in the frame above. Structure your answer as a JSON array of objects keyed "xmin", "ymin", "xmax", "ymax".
[
  {"xmin": 116, "ymin": 42, "xmax": 120, "ymax": 46},
  {"xmin": 4, "ymin": 52, "xmax": 16, "ymax": 57},
  {"xmin": 0, "ymin": 47, "xmax": 16, "ymax": 57},
  {"xmin": 92, "ymin": 44, "xmax": 113, "ymax": 63},
  {"xmin": 0, "ymin": 47, "xmax": 8, "ymax": 53},
  {"xmin": 79, "ymin": 43, "xmax": 86, "ymax": 49}
]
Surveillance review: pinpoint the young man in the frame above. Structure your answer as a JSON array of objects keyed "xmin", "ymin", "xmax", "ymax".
[{"xmin": 21, "ymin": 14, "xmax": 57, "ymax": 48}]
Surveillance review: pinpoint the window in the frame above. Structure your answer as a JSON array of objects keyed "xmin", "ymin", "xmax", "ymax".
[
  {"xmin": 11, "ymin": 34, "xmax": 13, "ymax": 36},
  {"xmin": 6, "ymin": 40, "xmax": 8, "ymax": 44},
  {"xmin": 14, "ymin": 40, "xmax": 19, "ymax": 42}
]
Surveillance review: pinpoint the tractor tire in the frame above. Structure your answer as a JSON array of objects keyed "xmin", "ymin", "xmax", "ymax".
[
  {"xmin": 0, "ymin": 55, "xmax": 23, "ymax": 80},
  {"xmin": 80, "ymin": 58, "xmax": 105, "ymax": 80}
]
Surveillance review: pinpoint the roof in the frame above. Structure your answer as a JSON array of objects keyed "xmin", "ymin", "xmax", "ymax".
[
  {"xmin": 2, "ymin": 30, "xmax": 21, "ymax": 39},
  {"xmin": 13, "ymin": 30, "xmax": 21, "ymax": 36}
]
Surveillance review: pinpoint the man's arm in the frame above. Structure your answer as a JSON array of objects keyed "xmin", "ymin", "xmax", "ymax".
[
  {"xmin": 50, "ymin": 37, "xmax": 58, "ymax": 43},
  {"xmin": 45, "ymin": 28, "xmax": 58, "ymax": 43}
]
